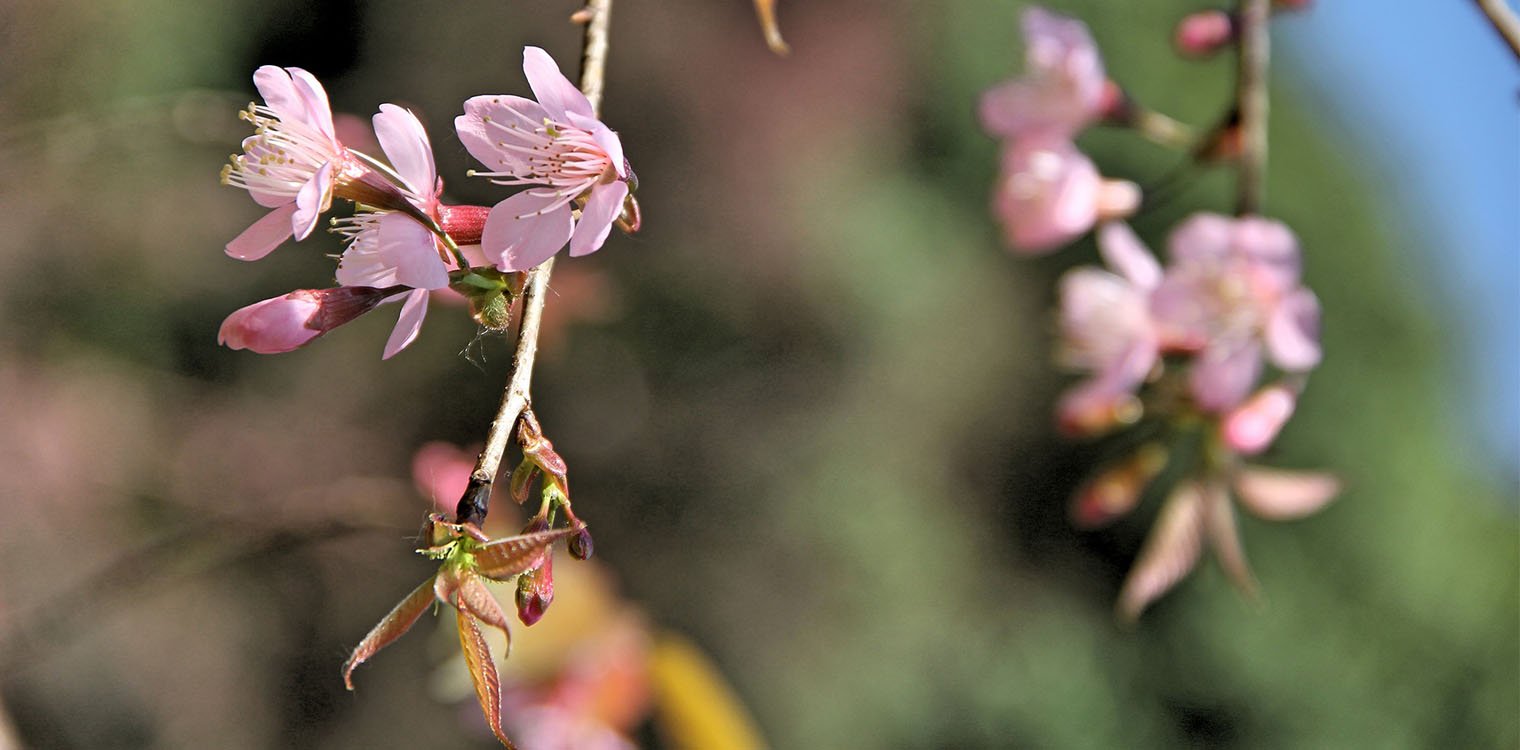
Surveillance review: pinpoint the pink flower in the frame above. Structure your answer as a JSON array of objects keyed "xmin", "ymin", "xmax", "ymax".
[
  {"xmin": 222, "ymin": 67, "xmax": 360, "ymax": 261},
  {"xmin": 456, "ymin": 47, "xmax": 634, "ymax": 272},
  {"xmin": 333, "ymin": 104, "xmax": 468, "ymax": 358},
  {"xmin": 218, "ymin": 286, "xmax": 395, "ymax": 354},
  {"xmin": 978, "ymin": 7, "xmax": 1109, "ymax": 140},
  {"xmin": 1055, "ymin": 222, "xmax": 1160, "ymax": 433},
  {"xmin": 992, "ymin": 135, "xmax": 1139, "ymax": 253},
  {"xmin": 1149, "ymin": 213, "xmax": 1322, "ymax": 411}
]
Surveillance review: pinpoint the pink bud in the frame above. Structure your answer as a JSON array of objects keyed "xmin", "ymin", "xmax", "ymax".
[
  {"xmin": 1071, "ymin": 444, "xmax": 1168, "ymax": 528},
  {"xmin": 218, "ymin": 286, "xmax": 392, "ymax": 354},
  {"xmin": 1221, "ymin": 382, "xmax": 1297, "ymax": 454},
  {"xmin": 439, "ymin": 204, "xmax": 490, "ymax": 246},
  {"xmin": 515, "ymin": 555, "xmax": 554, "ymax": 626},
  {"xmin": 1174, "ymin": 10, "xmax": 1236, "ymax": 58}
]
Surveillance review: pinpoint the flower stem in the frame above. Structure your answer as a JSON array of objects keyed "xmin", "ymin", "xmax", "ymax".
[
  {"xmin": 455, "ymin": 0, "xmax": 615, "ymax": 526},
  {"xmin": 1234, "ymin": 0, "xmax": 1270, "ymax": 216}
]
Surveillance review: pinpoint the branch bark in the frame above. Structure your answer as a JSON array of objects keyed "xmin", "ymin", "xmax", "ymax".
[
  {"xmin": 1234, "ymin": 0, "xmax": 1270, "ymax": 216},
  {"xmin": 456, "ymin": 0, "xmax": 615, "ymax": 525},
  {"xmin": 1477, "ymin": 0, "xmax": 1520, "ymax": 62}
]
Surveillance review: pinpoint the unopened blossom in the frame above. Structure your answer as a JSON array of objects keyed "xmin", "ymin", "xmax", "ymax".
[
  {"xmin": 1056, "ymin": 222, "xmax": 1160, "ymax": 433},
  {"xmin": 1149, "ymin": 213, "xmax": 1322, "ymax": 411},
  {"xmin": 1174, "ymin": 10, "xmax": 1237, "ymax": 58},
  {"xmin": 221, "ymin": 67, "xmax": 407, "ymax": 261},
  {"xmin": 1221, "ymin": 381, "xmax": 1297, "ymax": 454},
  {"xmin": 218, "ymin": 286, "xmax": 396, "ymax": 354},
  {"xmin": 992, "ymin": 135, "xmax": 1139, "ymax": 254},
  {"xmin": 457, "ymin": 47, "xmax": 635, "ymax": 272},
  {"xmin": 979, "ymin": 6, "xmax": 1110, "ymax": 140}
]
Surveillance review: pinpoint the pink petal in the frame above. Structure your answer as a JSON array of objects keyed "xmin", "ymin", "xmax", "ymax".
[
  {"xmin": 569, "ymin": 180, "xmax": 628, "ymax": 257},
  {"xmin": 377, "ymin": 213, "xmax": 449, "ymax": 290},
  {"xmin": 482, "ymin": 191, "xmax": 574, "ymax": 272},
  {"xmin": 523, "ymin": 46, "xmax": 593, "ymax": 122},
  {"xmin": 252, "ymin": 66, "xmax": 303, "ymax": 123},
  {"xmin": 1265, "ymin": 289, "xmax": 1322, "ymax": 371},
  {"xmin": 1117, "ymin": 482, "xmax": 1206, "ymax": 622},
  {"xmin": 374, "ymin": 103, "xmax": 435, "ymax": 197},
  {"xmin": 335, "ymin": 241, "xmax": 399, "ymax": 288},
  {"xmin": 1098, "ymin": 222, "xmax": 1162, "ymax": 290},
  {"xmin": 567, "ymin": 112, "xmax": 626, "ymax": 177},
  {"xmin": 1233, "ymin": 466, "xmax": 1340, "ymax": 520},
  {"xmin": 291, "ymin": 161, "xmax": 334, "ymax": 240},
  {"xmin": 226, "ymin": 203, "xmax": 297, "ymax": 261},
  {"xmin": 286, "ymin": 67, "xmax": 337, "ymax": 144},
  {"xmin": 456, "ymin": 95, "xmax": 550, "ymax": 174},
  {"xmin": 978, "ymin": 80, "xmax": 1045, "ymax": 138},
  {"xmin": 1167, "ymin": 212, "xmax": 1236, "ymax": 265},
  {"xmin": 382, "ymin": 288, "xmax": 429, "ymax": 359},
  {"xmin": 1190, "ymin": 342, "xmax": 1262, "ymax": 413}
]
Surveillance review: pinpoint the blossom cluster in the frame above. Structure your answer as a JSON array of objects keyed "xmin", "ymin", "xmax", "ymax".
[
  {"xmin": 217, "ymin": 47, "xmax": 639, "ymax": 359},
  {"xmin": 981, "ymin": 6, "xmax": 1334, "ymax": 619}
]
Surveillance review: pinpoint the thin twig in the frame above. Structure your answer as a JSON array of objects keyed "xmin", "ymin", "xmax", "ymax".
[
  {"xmin": 1477, "ymin": 0, "xmax": 1520, "ymax": 62},
  {"xmin": 456, "ymin": 0, "xmax": 615, "ymax": 525},
  {"xmin": 1234, "ymin": 0, "xmax": 1270, "ymax": 216}
]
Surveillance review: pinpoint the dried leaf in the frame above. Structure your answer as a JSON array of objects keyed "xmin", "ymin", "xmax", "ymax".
[
  {"xmin": 1117, "ymin": 482, "xmax": 1206, "ymax": 622},
  {"xmin": 1233, "ymin": 466, "xmax": 1340, "ymax": 521},
  {"xmin": 753, "ymin": 0, "xmax": 790, "ymax": 55},
  {"xmin": 1201, "ymin": 481, "xmax": 1259, "ymax": 600},
  {"xmin": 343, "ymin": 576, "xmax": 436, "ymax": 690},
  {"xmin": 457, "ymin": 612, "xmax": 513, "ymax": 748},
  {"xmin": 473, "ymin": 528, "xmax": 575, "ymax": 580}
]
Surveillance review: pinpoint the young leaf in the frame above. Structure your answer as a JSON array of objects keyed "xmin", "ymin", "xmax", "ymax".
[
  {"xmin": 474, "ymin": 528, "xmax": 574, "ymax": 580},
  {"xmin": 343, "ymin": 576, "xmax": 437, "ymax": 690},
  {"xmin": 1116, "ymin": 482, "xmax": 1206, "ymax": 622},
  {"xmin": 456, "ymin": 611, "xmax": 513, "ymax": 748},
  {"xmin": 457, "ymin": 574, "xmax": 514, "ymax": 648}
]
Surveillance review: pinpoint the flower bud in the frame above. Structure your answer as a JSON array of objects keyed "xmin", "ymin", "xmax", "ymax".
[
  {"xmin": 218, "ymin": 286, "xmax": 393, "ymax": 354},
  {"xmin": 1174, "ymin": 10, "xmax": 1236, "ymax": 59},
  {"xmin": 1071, "ymin": 444, "xmax": 1168, "ymax": 528},
  {"xmin": 439, "ymin": 204, "xmax": 490, "ymax": 246},
  {"xmin": 1221, "ymin": 382, "xmax": 1297, "ymax": 455},
  {"xmin": 569, "ymin": 526, "xmax": 594, "ymax": 560},
  {"xmin": 515, "ymin": 556, "xmax": 554, "ymax": 626}
]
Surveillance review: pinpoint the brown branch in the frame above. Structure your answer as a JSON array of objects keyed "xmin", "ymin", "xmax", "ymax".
[
  {"xmin": 456, "ymin": 0, "xmax": 615, "ymax": 525},
  {"xmin": 1234, "ymin": 0, "xmax": 1270, "ymax": 216},
  {"xmin": 1476, "ymin": 0, "xmax": 1520, "ymax": 62}
]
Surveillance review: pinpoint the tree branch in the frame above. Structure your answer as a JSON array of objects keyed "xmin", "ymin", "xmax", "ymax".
[
  {"xmin": 1476, "ymin": 0, "xmax": 1520, "ymax": 62},
  {"xmin": 456, "ymin": 0, "xmax": 615, "ymax": 525},
  {"xmin": 1235, "ymin": 0, "xmax": 1270, "ymax": 216}
]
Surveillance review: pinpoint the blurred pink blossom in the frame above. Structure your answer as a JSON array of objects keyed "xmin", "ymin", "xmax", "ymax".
[
  {"xmin": 217, "ymin": 286, "xmax": 394, "ymax": 354},
  {"xmin": 1221, "ymin": 381, "xmax": 1297, "ymax": 454},
  {"xmin": 992, "ymin": 135, "xmax": 1139, "ymax": 253},
  {"xmin": 1233, "ymin": 466, "xmax": 1339, "ymax": 520},
  {"xmin": 1056, "ymin": 222, "xmax": 1159, "ymax": 433},
  {"xmin": 457, "ymin": 47, "xmax": 634, "ymax": 271},
  {"xmin": 1149, "ymin": 213, "xmax": 1322, "ymax": 411},
  {"xmin": 979, "ymin": 7, "xmax": 1109, "ymax": 139},
  {"xmin": 412, "ymin": 441, "xmax": 479, "ymax": 512}
]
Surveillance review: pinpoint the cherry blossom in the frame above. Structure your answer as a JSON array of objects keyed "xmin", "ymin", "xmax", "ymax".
[
  {"xmin": 456, "ymin": 47, "xmax": 634, "ymax": 271},
  {"xmin": 979, "ymin": 6, "xmax": 1110, "ymax": 139},
  {"xmin": 1150, "ymin": 213, "xmax": 1322, "ymax": 411},
  {"xmin": 1055, "ymin": 222, "xmax": 1160, "ymax": 433},
  {"xmin": 221, "ymin": 67, "xmax": 407, "ymax": 262}
]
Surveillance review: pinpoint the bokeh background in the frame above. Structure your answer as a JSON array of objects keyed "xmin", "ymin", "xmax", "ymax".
[{"xmin": 0, "ymin": 0, "xmax": 1515, "ymax": 748}]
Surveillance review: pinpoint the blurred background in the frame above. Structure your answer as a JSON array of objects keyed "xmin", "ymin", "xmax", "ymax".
[{"xmin": 0, "ymin": 0, "xmax": 1515, "ymax": 747}]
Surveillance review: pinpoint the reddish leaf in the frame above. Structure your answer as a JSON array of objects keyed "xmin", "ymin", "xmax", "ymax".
[
  {"xmin": 1117, "ymin": 482, "xmax": 1206, "ymax": 622},
  {"xmin": 457, "ymin": 574, "xmax": 514, "ymax": 651},
  {"xmin": 473, "ymin": 528, "xmax": 574, "ymax": 580},
  {"xmin": 457, "ymin": 611, "xmax": 513, "ymax": 748},
  {"xmin": 1201, "ymin": 481, "xmax": 1259, "ymax": 601},
  {"xmin": 343, "ymin": 576, "xmax": 437, "ymax": 690},
  {"xmin": 508, "ymin": 460, "xmax": 538, "ymax": 505}
]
